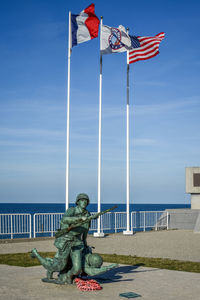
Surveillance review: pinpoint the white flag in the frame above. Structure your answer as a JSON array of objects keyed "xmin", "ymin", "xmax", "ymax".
[{"xmin": 101, "ymin": 25, "xmax": 133, "ymax": 55}]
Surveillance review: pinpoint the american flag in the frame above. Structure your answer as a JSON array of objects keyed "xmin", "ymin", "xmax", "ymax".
[{"xmin": 129, "ymin": 32, "xmax": 165, "ymax": 64}]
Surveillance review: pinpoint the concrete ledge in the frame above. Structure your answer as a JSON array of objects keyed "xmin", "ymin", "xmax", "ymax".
[{"xmin": 165, "ymin": 209, "xmax": 200, "ymax": 231}]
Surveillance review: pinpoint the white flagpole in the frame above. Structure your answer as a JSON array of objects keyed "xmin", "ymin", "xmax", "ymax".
[
  {"xmin": 123, "ymin": 28, "xmax": 133, "ymax": 235},
  {"xmin": 94, "ymin": 16, "xmax": 104, "ymax": 237},
  {"xmin": 65, "ymin": 11, "xmax": 72, "ymax": 210}
]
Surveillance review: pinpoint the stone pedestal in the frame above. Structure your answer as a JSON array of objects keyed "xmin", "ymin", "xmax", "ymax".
[
  {"xmin": 93, "ymin": 232, "xmax": 105, "ymax": 238},
  {"xmin": 123, "ymin": 230, "xmax": 133, "ymax": 235}
]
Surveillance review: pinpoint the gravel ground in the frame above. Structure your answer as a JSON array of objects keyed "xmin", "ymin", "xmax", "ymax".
[{"xmin": 0, "ymin": 230, "xmax": 200, "ymax": 262}]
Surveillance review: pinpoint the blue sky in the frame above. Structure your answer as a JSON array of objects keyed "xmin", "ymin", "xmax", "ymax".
[{"xmin": 0, "ymin": 0, "xmax": 200, "ymax": 204}]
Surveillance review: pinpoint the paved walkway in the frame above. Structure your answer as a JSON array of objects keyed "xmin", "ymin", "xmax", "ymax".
[
  {"xmin": 0, "ymin": 263, "xmax": 200, "ymax": 300},
  {"xmin": 0, "ymin": 230, "xmax": 200, "ymax": 299}
]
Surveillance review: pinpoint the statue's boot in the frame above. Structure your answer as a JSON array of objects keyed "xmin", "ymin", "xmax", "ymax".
[{"xmin": 58, "ymin": 272, "xmax": 73, "ymax": 284}]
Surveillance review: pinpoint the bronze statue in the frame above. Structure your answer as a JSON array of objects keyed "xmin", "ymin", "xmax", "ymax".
[{"xmin": 31, "ymin": 193, "xmax": 117, "ymax": 284}]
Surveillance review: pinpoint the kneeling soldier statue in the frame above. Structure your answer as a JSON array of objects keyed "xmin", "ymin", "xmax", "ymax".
[{"xmin": 31, "ymin": 193, "xmax": 117, "ymax": 284}]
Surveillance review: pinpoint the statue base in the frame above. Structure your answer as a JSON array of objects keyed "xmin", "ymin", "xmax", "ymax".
[
  {"xmin": 123, "ymin": 230, "xmax": 133, "ymax": 235},
  {"xmin": 93, "ymin": 232, "xmax": 105, "ymax": 238},
  {"xmin": 42, "ymin": 278, "xmax": 66, "ymax": 285}
]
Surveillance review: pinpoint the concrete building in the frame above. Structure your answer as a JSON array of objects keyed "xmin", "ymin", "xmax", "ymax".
[
  {"xmin": 186, "ymin": 167, "xmax": 200, "ymax": 209},
  {"xmin": 161, "ymin": 167, "xmax": 200, "ymax": 232}
]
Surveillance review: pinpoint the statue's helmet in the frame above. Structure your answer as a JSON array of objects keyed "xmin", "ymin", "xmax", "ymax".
[
  {"xmin": 75, "ymin": 193, "xmax": 90, "ymax": 205},
  {"xmin": 88, "ymin": 253, "xmax": 103, "ymax": 268}
]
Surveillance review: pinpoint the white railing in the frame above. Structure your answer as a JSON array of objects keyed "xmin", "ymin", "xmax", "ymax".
[
  {"xmin": 115, "ymin": 212, "xmax": 127, "ymax": 232},
  {"xmin": 131, "ymin": 211, "xmax": 168, "ymax": 231},
  {"xmin": 33, "ymin": 212, "xmax": 114, "ymax": 237},
  {"xmin": 90, "ymin": 212, "xmax": 113, "ymax": 232},
  {"xmin": 0, "ymin": 211, "xmax": 169, "ymax": 239},
  {"xmin": 33, "ymin": 213, "xmax": 64, "ymax": 238},
  {"xmin": 0, "ymin": 214, "xmax": 31, "ymax": 239},
  {"xmin": 100, "ymin": 212, "xmax": 113, "ymax": 231}
]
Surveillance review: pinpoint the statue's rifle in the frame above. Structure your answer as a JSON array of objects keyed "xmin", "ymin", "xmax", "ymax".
[{"xmin": 55, "ymin": 205, "xmax": 117, "ymax": 238}]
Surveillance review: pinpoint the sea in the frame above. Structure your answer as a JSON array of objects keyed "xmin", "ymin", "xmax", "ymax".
[{"xmin": 0, "ymin": 202, "xmax": 190, "ymax": 214}]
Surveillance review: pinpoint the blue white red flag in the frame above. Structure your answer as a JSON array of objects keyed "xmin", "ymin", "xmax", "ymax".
[
  {"xmin": 128, "ymin": 32, "xmax": 165, "ymax": 64},
  {"xmin": 71, "ymin": 4, "xmax": 100, "ymax": 47}
]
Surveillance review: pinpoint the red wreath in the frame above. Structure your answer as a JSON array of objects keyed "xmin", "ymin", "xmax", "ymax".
[{"xmin": 74, "ymin": 278, "xmax": 102, "ymax": 291}]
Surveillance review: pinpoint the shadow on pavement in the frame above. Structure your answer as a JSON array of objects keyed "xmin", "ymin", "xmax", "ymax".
[
  {"xmin": 92, "ymin": 265, "xmax": 138, "ymax": 283},
  {"xmin": 93, "ymin": 264, "xmax": 159, "ymax": 284}
]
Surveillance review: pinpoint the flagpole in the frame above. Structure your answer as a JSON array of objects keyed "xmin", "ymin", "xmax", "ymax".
[
  {"xmin": 94, "ymin": 16, "xmax": 104, "ymax": 237},
  {"xmin": 65, "ymin": 11, "xmax": 72, "ymax": 210},
  {"xmin": 123, "ymin": 28, "xmax": 133, "ymax": 235}
]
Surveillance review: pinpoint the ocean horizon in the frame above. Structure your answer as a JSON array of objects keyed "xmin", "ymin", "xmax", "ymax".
[
  {"xmin": 0, "ymin": 203, "xmax": 191, "ymax": 215},
  {"xmin": 0, "ymin": 202, "xmax": 191, "ymax": 239}
]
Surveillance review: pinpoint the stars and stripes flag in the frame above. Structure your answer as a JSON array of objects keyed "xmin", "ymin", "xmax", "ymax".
[{"xmin": 128, "ymin": 32, "xmax": 165, "ymax": 64}]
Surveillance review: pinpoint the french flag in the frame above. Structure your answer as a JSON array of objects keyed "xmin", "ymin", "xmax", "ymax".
[{"xmin": 71, "ymin": 4, "xmax": 100, "ymax": 47}]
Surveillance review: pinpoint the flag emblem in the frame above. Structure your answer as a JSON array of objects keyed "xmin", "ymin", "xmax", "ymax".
[
  {"xmin": 101, "ymin": 25, "xmax": 133, "ymax": 54},
  {"xmin": 108, "ymin": 28, "xmax": 123, "ymax": 50}
]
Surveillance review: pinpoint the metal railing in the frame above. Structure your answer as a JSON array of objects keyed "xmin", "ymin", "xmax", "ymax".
[
  {"xmin": 131, "ymin": 211, "xmax": 168, "ymax": 231},
  {"xmin": 33, "ymin": 213, "xmax": 64, "ymax": 238},
  {"xmin": 115, "ymin": 212, "xmax": 127, "ymax": 232},
  {"xmin": 0, "ymin": 211, "xmax": 169, "ymax": 239},
  {"xmin": 33, "ymin": 212, "xmax": 114, "ymax": 237},
  {"xmin": 0, "ymin": 214, "xmax": 31, "ymax": 239},
  {"xmin": 89, "ymin": 212, "xmax": 113, "ymax": 232}
]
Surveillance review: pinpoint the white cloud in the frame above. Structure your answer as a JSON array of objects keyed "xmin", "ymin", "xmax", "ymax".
[
  {"xmin": 136, "ymin": 80, "xmax": 168, "ymax": 87},
  {"xmin": 133, "ymin": 138, "xmax": 156, "ymax": 146},
  {"xmin": 71, "ymin": 96, "xmax": 200, "ymax": 120},
  {"xmin": 134, "ymin": 97, "xmax": 200, "ymax": 115},
  {"xmin": 0, "ymin": 127, "xmax": 64, "ymax": 138}
]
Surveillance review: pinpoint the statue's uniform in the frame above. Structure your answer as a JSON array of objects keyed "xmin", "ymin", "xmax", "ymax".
[{"xmin": 51, "ymin": 206, "xmax": 91, "ymax": 277}]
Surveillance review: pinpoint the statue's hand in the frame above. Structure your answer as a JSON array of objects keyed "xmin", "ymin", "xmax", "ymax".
[
  {"xmin": 102, "ymin": 263, "xmax": 118, "ymax": 271},
  {"xmin": 108, "ymin": 263, "xmax": 118, "ymax": 269},
  {"xmin": 84, "ymin": 263, "xmax": 118, "ymax": 276}
]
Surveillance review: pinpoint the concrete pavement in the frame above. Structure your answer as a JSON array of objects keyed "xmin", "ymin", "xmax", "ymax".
[
  {"xmin": 0, "ymin": 263, "xmax": 200, "ymax": 300},
  {"xmin": 0, "ymin": 230, "xmax": 200, "ymax": 299}
]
